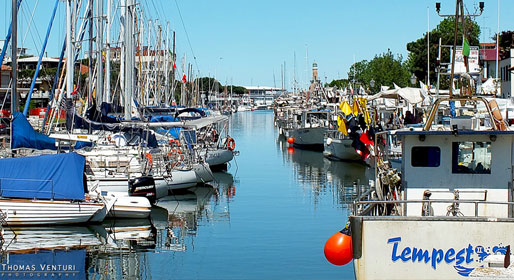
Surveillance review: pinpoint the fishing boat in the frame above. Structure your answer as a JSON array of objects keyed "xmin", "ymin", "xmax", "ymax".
[
  {"xmin": 0, "ymin": 152, "xmax": 107, "ymax": 225},
  {"xmin": 283, "ymin": 109, "xmax": 331, "ymax": 151},
  {"xmin": 337, "ymin": 95, "xmax": 514, "ymax": 279}
]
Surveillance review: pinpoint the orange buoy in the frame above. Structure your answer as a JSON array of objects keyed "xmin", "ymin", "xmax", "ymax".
[
  {"xmin": 324, "ymin": 227, "xmax": 353, "ymax": 266},
  {"xmin": 287, "ymin": 137, "xmax": 294, "ymax": 144},
  {"xmin": 227, "ymin": 138, "xmax": 236, "ymax": 151}
]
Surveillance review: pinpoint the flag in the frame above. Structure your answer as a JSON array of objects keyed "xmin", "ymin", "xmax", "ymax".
[
  {"xmin": 182, "ymin": 74, "xmax": 187, "ymax": 83},
  {"xmin": 349, "ymin": 83, "xmax": 354, "ymax": 95},
  {"xmin": 340, "ymin": 101, "xmax": 352, "ymax": 116},
  {"xmin": 360, "ymin": 130, "xmax": 373, "ymax": 146},
  {"xmin": 462, "ymin": 38, "xmax": 470, "ymax": 69},
  {"xmin": 462, "ymin": 38, "xmax": 470, "ymax": 57},
  {"xmin": 358, "ymin": 98, "xmax": 371, "ymax": 125},
  {"xmin": 352, "ymin": 100, "xmax": 360, "ymax": 116},
  {"xmin": 173, "ymin": 63, "xmax": 177, "ymax": 69},
  {"xmin": 337, "ymin": 115, "xmax": 348, "ymax": 136}
]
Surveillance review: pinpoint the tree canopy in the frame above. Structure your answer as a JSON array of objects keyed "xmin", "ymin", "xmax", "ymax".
[
  {"xmin": 406, "ymin": 17, "xmax": 480, "ymax": 87},
  {"xmin": 346, "ymin": 50, "xmax": 411, "ymax": 93},
  {"xmin": 327, "ymin": 79, "xmax": 350, "ymax": 89}
]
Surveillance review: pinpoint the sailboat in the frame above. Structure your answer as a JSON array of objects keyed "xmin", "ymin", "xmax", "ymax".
[{"xmin": 0, "ymin": 152, "xmax": 108, "ymax": 225}]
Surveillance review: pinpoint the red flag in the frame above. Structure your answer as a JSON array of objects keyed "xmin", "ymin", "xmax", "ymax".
[
  {"xmin": 71, "ymin": 85, "xmax": 79, "ymax": 95},
  {"xmin": 182, "ymin": 74, "xmax": 187, "ymax": 83},
  {"xmin": 359, "ymin": 130, "xmax": 374, "ymax": 146},
  {"xmin": 173, "ymin": 63, "xmax": 177, "ymax": 69}
]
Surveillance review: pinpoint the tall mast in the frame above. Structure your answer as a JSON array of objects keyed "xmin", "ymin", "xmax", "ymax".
[
  {"xmin": 88, "ymin": 0, "xmax": 93, "ymax": 104},
  {"xmin": 427, "ymin": 6, "xmax": 430, "ymax": 86},
  {"xmin": 172, "ymin": 30, "xmax": 176, "ymax": 102},
  {"xmin": 119, "ymin": 0, "xmax": 125, "ymax": 109},
  {"xmin": 146, "ymin": 20, "xmax": 151, "ymax": 105},
  {"xmin": 165, "ymin": 22, "xmax": 169, "ymax": 105},
  {"xmin": 105, "ymin": 0, "xmax": 112, "ymax": 102},
  {"xmin": 123, "ymin": 0, "xmax": 133, "ymax": 119},
  {"xmin": 66, "ymin": 0, "xmax": 74, "ymax": 99},
  {"xmin": 11, "ymin": 0, "xmax": 18, "ymax": 114},
  {"xmin": 96, "ymin": 0, "xmax": 104, "ymax": 104},
  {"xmin": 448, "ymin": 0, "xmax": 460, "ymax": 97}
]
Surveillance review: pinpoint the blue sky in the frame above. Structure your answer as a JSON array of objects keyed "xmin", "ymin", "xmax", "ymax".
[{"xmin": 1, "ymin": 0, "xmax": 513, "ymax": 89}]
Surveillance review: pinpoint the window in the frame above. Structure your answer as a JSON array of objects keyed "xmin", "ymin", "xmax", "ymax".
[
  {"xmin": 411, "ymin": 146, "xmax": 441, "ymax": 167},
  {"xmin": 452, "ymin": 142, "xmax": 491, "ymax": 174}
]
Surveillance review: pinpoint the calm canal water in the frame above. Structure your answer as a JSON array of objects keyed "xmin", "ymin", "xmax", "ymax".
[{"xmin": 0, "ymin": 111, "xmax": 373, "ymax": 279}]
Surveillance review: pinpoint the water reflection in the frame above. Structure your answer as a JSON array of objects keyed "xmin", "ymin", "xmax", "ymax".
[
  {"xmin": 278, "ymin": 136, "xmax": 373, "ymax": 207},
  {"xmin": 0, "ymin": 189, "xmax": 234, "ymax": 280},
  {"xmin": 0, "ymin": 224, "xmax": 156, "ymax": 279},
  {"xmin": 150, "ymin": 172, "xmax": 235, "ymax": 253}
]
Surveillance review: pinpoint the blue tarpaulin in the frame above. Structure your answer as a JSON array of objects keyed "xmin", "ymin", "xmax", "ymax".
[
  {"xmin": 12, "ymin": 112, "xmax": 56, "ymax": 150},
  {"xmin": 0, "ymin": 152, "xmax": 86, "ymax": 200},
  {"xmin": 11, "ymin": 112, "xmax": 91, "ymax": 150}
]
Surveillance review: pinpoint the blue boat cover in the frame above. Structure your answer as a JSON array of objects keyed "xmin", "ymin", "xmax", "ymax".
[
  {"xmin": 0, "ymin": 152, "xmax": 86, "ymax": 200},
  {"xmin": 150, "ymin": 115, "xmax": 178, "ymax": 122},
  {"xmin": 11, "ymin": 112, "xmax": 92, "ymax": 150},
  {"xmin": 0, "ymin": 249, "xmax": 86, "ymax": 279},
  {"xmin": 156, "ymin": 127, "xmax": 181, "ymax": 139},
  {"xmin": 12, "ymin": 112, "xmax": 56, "ymax": 150}
]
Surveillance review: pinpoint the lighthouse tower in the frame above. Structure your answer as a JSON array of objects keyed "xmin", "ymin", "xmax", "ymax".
[{"xmin": 312, "ymin": 62, "xmax": 319, "ymax": 83}]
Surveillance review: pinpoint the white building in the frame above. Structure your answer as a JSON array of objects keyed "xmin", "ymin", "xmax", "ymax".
[
  {"xmin": 500, "ymin": 49, "xmax": 513, "ymax": 98},
  {"xmin": 244, "ymin": 86, "xmax": 285, "ymax": 107}
]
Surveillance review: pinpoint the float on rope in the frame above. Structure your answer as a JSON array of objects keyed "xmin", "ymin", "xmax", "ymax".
[{"xmin": 324, "ymin": 223, "xmax": 353, "ymax": 266}]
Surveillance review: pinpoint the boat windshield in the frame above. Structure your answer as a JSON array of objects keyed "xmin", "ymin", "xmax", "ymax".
[{"xmin": 452, "ymin": 141, "xmax": 491, "ymax": 174}]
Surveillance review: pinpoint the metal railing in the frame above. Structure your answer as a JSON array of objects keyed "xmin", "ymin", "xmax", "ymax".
[{"xmin": 353, "ymin": 198, "xmax": 514, "ymax": 218}]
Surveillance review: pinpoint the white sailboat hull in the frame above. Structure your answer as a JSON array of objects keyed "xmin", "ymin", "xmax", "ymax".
[
  {"xmin": 167, "ymin": 169, "xmax": 198, "ymax": 190},
  {"xmin": 0, "ymin": 199, "xmax": 104, "ymax": 225},
  {"xmin": 193, "ymin": 163, "xmax": 214, "ymax": 183},
  {"xmin": 105, "ymin": 194, "xmax": 152, "ymax": 219},
  {"xmin": 205, "ymin": 149, "xmax": 234, "ymax": 167}
]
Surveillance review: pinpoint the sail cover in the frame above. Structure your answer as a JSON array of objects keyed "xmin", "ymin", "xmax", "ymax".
[
  {"xmin": 11, "ymin": 112, "xmax": 91, "ymax": 150},
  {"xmin": 0, "ymin": 152, "xmax": 86, "ymax": 200},
  {"xmin": 11, "ymin": 112, "xmax": 56, "ymax": 150}
]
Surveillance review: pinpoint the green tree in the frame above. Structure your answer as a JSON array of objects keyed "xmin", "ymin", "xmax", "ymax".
[
  {"xmin": 195, "ymin": 77, "xmax": 223, "ymax": 94},
  {"xmin": 328, "ymin": 79, "xmax": 350, "ymax": 89},
  {"xmin": 406, "ymin": 17, "xmax": 480, "ymax": 88},
  {"xmin": 348, "ymin": 50, "xmax": 410, "ymax": 92}
]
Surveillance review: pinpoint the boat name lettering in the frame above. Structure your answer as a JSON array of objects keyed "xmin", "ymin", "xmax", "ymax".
[{"xmin": 387, "ymin": 237, "xmax": 473, "ymax": 270}]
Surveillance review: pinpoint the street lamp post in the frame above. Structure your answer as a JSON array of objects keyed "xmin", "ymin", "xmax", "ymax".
[{"xmin": 410, "ymin": 74, "xmax": 417, "ymax": 86}]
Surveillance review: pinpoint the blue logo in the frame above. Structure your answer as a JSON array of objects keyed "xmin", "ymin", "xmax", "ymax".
[{"xmin": 387, "ymin": 237, "xmax": 508, "ymax": 277}]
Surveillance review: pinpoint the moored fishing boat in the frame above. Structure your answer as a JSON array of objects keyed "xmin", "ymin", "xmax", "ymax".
[{"xmin": 326, "ymin": 94, "xmax": 514, "ymax": 279}]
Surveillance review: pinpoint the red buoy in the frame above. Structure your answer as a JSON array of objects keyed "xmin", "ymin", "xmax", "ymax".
[
  {"xmin": 324, "ymin": 227, "xmax": 353, "ymax": 266},
  {"xmin": 287, "ymin": 147, "xmax": 295, "ymax": 154},
  {"xmin": 287, "ymin": 137, "xmax": 294, "ymax": 144}
]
